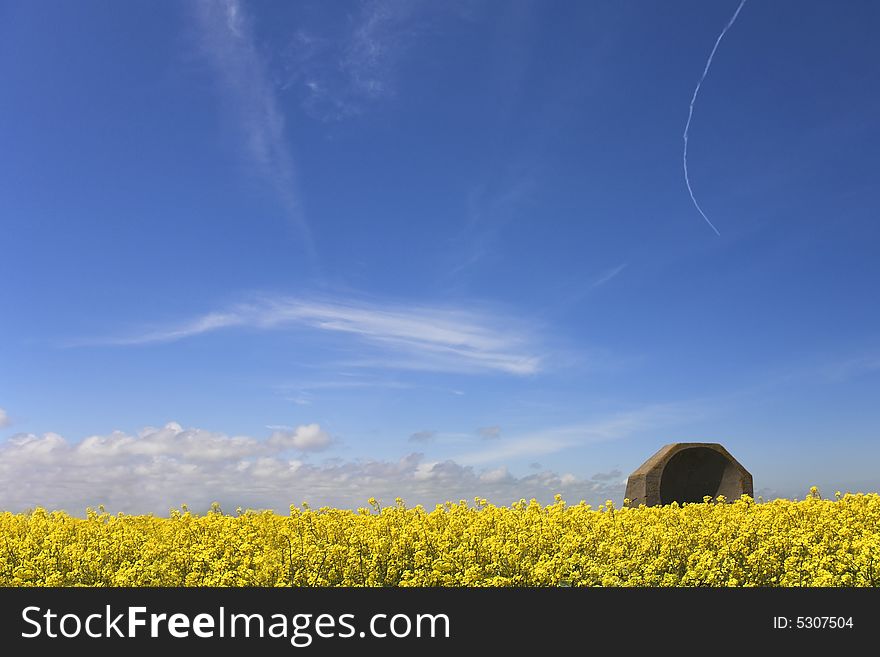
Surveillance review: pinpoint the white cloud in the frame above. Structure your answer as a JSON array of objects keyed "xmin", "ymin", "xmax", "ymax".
[
  {"xmin": 268, "ymin": 423, "xmax": 332, "ymax": 451},
  {"xmin": 478, "ymin": 425, "xmax": 501, "ymax": 439},
  {"xmin": 409, "ymin": 430, "xmax": 436, "ymax": 443},
  {"xmin": 80, "ymin": 295, "xmax": 543, "ymax": 376},
  {"xmin": 0, "ymin": 408, "xmax": 9, "ymax": 428},
  {"xmin": 479, "ymin": 466, "xmax": 511, "ymax": 484},
  {"xmin": 193, "ymin": 0, "xmax": 315, "ymax": 262},
  {"xmin": 0, "ymin": 423, "xmax": 623, "ymax": 514},
  {"xmin": 590, "ymin": 469, "xmax": 623, "ymax": 482}
]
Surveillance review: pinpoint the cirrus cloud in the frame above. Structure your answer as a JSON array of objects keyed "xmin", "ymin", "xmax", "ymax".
[{"xmin": 72, "ymin": 294, "xmax": 545, "ymax": 376}]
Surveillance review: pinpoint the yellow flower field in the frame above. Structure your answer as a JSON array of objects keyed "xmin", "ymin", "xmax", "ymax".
[{"xmin": 2, "ymin": 490, "xmax": 878, "ymax": 587}]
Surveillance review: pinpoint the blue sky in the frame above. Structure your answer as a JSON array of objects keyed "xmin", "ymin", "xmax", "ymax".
[{"xmin": 2, "ymin": 0, "xmax": 879, "ymax": 513}]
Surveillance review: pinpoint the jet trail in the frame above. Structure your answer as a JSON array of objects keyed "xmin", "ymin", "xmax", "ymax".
[{"xmin": 683, "ymin": 0, "xmax": 747, "ymax": 236}]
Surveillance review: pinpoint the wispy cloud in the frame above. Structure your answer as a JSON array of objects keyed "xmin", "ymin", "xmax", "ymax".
[
  {"xmin": 456, "ymin": 432, "xmax": 572, "ymax": 466},
  {"xmin": 0, "ymin": 408, "xmax": 9, "ymax": 428},
  {"xmin": 76, "ymin": 294, "xmax": 543, "ymax": 375},
  {"xmin": 0, "ymin": 422, "xmax": 625, "ymax": 513},
  {"xmin": 281, "ymin": 0, "xmax": 423, "ymax": 121},
  {"xmin": 741, "ymin": 349, "xmax": 880, "ymax": 391},
  {"xmin": 539, "ymin": 262, "xmax": 631, "ymax": 318},
  {"xmin": 478, "ymin": 425, "xmax": 501, "ymax": 440},
  {"xmin": 447, "ymin": 175, "xmax": 536, "ymax": 277},
  {"xmin": 281, "ymin": 377, "xmax": 414, "ymax": 393},
  {"xmin": 590, "ymin": 262, "xmax": 628, "ymax": 289},
  {"xmin": 822, "ymin": 352, "xmax": 880, "ymax": 382},
  {"xmin": 456, "ymin": 403, "xmax": 703, "ymax": 466},
  {"xmin": 278, "ymin": 376, "xmax": 413, "ymax": 405},
  {"xmin": 343, "ymin": 0, "xmax": 413, "ymax": 99},
  {"xmin": 194, "ymin": 0, "xmax": 316, "ymax": 263},
  {"xmin": 682, "ymin": 0, "xmax": 747, "ymax": 236}
]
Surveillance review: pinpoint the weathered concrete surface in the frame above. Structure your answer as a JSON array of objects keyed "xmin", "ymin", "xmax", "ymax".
[{"xmin": 625, "ymin": 443, "xmax": 753, "ymax": 506}]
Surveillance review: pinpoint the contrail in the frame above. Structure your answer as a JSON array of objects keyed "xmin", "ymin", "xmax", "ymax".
[{"xmin": 683, "ymin": 0, "xmax": 747, "ymax": 236}]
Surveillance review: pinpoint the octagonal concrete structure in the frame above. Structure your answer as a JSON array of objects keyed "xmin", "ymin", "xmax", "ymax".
[{"xmin": 625, "ymin": 443, "xmax": 753, "ymax": 506}]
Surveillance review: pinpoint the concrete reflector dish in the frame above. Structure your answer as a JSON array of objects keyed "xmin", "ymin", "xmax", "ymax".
[{"xmin": 625, "ymin": 443, "xmax": 753, "ymax": 506}]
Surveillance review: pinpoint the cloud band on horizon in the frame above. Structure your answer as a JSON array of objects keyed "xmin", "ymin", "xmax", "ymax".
[{"xmin": 0, "ymin": 422, "xmax": 621, "ymax": 514}]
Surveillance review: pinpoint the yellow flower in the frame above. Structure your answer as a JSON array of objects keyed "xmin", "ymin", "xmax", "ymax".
[{"xmin": 1, "ymin": 488, "xmax": 877, "ymax": 587}]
